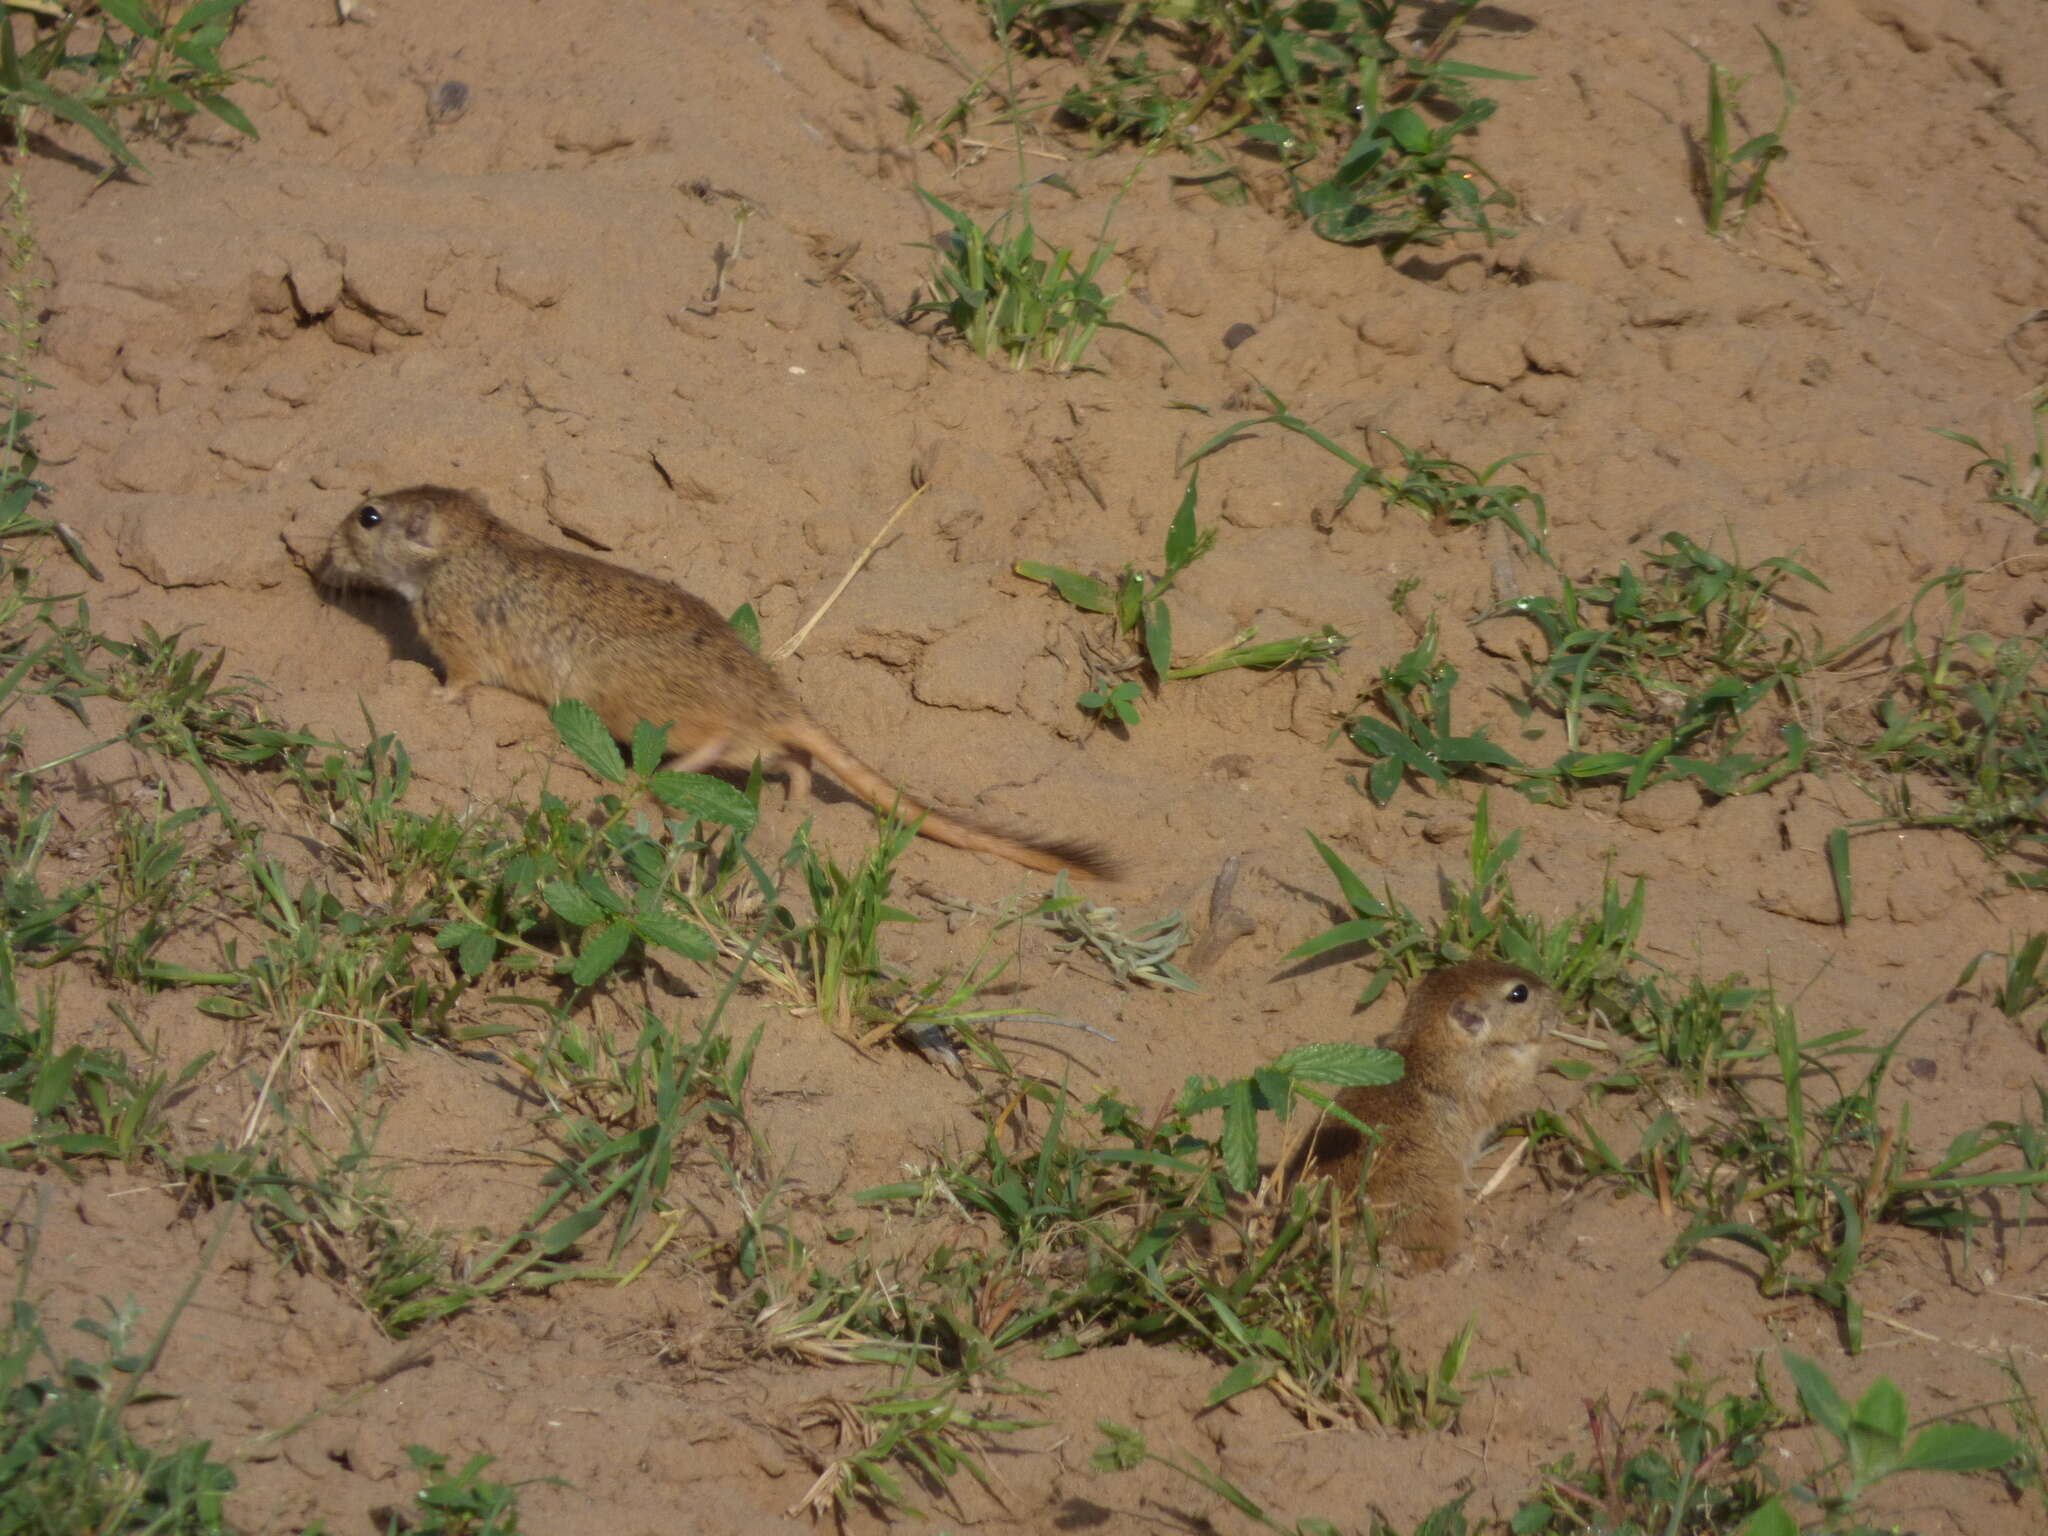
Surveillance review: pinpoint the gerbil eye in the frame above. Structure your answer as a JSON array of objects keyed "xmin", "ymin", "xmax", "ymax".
[
  {"xmin": 1508, "ymin": 983, "xmax": 1530, "ymax": 1003},
  {"xmin": 356, "ymin": 504, "xmax": 383, "ymax": 530}
]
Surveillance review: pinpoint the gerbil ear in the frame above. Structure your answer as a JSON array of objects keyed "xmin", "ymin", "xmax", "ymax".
[
  {"xmin": 1450, "ymin": 999, "xmax": 1489, "ymax": 1038},
  {"xmin": 403, "ymin": 502, "xmax": 440, "ymax": 546}
]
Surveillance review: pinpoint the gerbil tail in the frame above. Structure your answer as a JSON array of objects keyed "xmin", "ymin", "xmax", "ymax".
[{"xmin": 778, "ymin": 720, "xmax": 1121, "ymax": 881}]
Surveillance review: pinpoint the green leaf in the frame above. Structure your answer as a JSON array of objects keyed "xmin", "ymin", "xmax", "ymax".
[
  {"xmin": 577, "ymin": 870, "xmax": 628, "ymax": 915},
  {"xmin": 648, "ymin": 771, "xmax": 757, "ymax": 829},
  {"xmin": 1281, "ymin": 917, "xmax": 1386, "ymax": 962},
  {"xmin": 570, "ymin": 921, "xmax": 633, "ymax": 986},
  {"xmin": 28, "ymin": 1048, "xmax": 79, "ymax": 1116},
  {"xmin": 1896, "ymin": 1422, "xmax": 2022, "ymax": 1474},
  {"xmin": 1349, "ymin": 717, "xmax": 1449, "ymax": 786},
  {"xmin": 1432, "ymin": 60, "xmax": 1537, "ymax": 82},
  {"xmin": 11, "ymin": 82, "xmax": 140, "ymax": 169},
  {"xmin": 95, "ymin": 0, "xmax": 163, "ymax": 37},
  {"xmin": 723, "ymin": 601, "xmax": 763, "ymax": 654},
  {"xmin": 632, "ymin": 911, "xmax": 714, "ymax": 961},
  {"xmin": 542, "ymin": 880, "xmax": 604, "ymax": 927},
  {"xmin": 457, "ymin": 928, "xmax": 497, "ymax": 978},
  {"xmin": 1219, "ymin": 1076, "xmax": 1258, "ymax": 1193},
  {"xmin": 1206, "ymin": 1357, "xmax": 1276, "ymax": 1407},
  {"xmin": 1827, "ymin": 826, "xmax": 1853, "ymax": 927},
  {"xmin": 1851, "ymin": 1374, "xmax": 1908, "ymax": 1446},
  {"xmin": 1142, "ymin": 597, "xmax": 1172, "ymax": 682},
  {"xmin": 532, "ymin": 1202, "xmax": 608, "ymax": 1254},
  {"xmin": 1305, "ymin": 831, "xmax": 1386, "ymax": 919},
  {"xmin": 1270, "ymin": 1043, "xmax": 1403, "ymax": 1087},
  {"xmin": 1164, "ymin": 471, "xmax": 1200, "ymax": 574},
  {"xmin": 1016, "ymin": 561, "xmax": 1114, "ymax": 614},
  {"xmin": 630, "ymin": 719, "xmax": 669, "ymax": 777},
  {"xmin": 1782, "ymin": 1351, "xmax": 1849, "ymax": 1446},
  {"xmin": 1380, "ymin": 106, "xmax": 1435, "ymax": 154},
  {"xmin": 1241, "ymin": 123, "xmax": 1299, "ymax": 148},
  {"xmin": 550, "ymin": 699, "xmax": 625, "ymax": 783},
  {"xmin": 1737, "ymin": 1498, "xmax": 1799, "ymax": 1536}
]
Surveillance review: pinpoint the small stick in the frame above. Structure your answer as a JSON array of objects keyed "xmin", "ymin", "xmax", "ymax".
[
  {"xmin": 770, "ymin": 484, "xmax": 927, "ymax": 662},
  {"xmin": 1475, "ymin": 1136, "xmax": 1531, "ymax": 1202},
  {"xmin": 1185, "ymin": 854, "xmax": 1255, "ymax": 975}
]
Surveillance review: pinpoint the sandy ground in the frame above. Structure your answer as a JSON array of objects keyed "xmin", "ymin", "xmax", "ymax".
[{"xmin": 4, "ymin": 0, "xmax": 2048, "ymax": 1530}]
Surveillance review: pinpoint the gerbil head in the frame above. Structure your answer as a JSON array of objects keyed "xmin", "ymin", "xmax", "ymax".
[
  {"xmin": 317, "ymin": 485, "xmax": 494, "ymax": 601},
  {"xmin": 1406, "ymin": 959, "xmax": 1560, "ymax": 1052}
]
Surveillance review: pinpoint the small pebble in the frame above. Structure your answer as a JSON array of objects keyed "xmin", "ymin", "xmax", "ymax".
[{"xmin": 427, "ymin": 80, "xmax": 470, "ymax": 124}]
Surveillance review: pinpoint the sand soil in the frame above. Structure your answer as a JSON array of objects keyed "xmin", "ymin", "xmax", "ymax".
[{"xmin": 4, "ymin": 0, "xmax": 2047, "ymax": 1530}]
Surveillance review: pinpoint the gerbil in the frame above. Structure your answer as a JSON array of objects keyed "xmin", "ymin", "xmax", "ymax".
[
  {"xmin": 1281, "ymin": 959, "xmax": 1558, "ymax": 1269},
  {"xmin": 317, "ymin": 485, "xmax": 1117, "ymax": 879}
]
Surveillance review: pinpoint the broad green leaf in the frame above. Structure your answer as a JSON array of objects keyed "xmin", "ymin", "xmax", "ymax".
[
  {"xmin": 630, "ymin": 719, "xmax": 669, "ymax": 777},
  {"xmin": 1851, "ymin": 1374, "xmax": 1908, "ymax": 1445},
  {"xmin": 1782, "ymin": 1351, "xmax": 1849, "ymax": 1446},
  {"xmin": 543, "ymin": 879, "xmax": 604, "ymax": 927},
  {"xmin": 1366, "ymin": 754, "xmax": 1402, "ymax": 805},
  {"xmin": 576, "ymin": 870, "xmax": 628, "ymax": 915},
  {"xmin": 649, "ymin": 771, "xmax": 757, "ymax": 829},
  {"xmin": 728, "ymin": 601, "xmax": 761, "ymax": 653},
  {"xmin": 632, "ymin": 912, "xmax": 714, "ymax": 961},
  {"xmin": 1219, "ymin": 1076, "xmax": 1258, "ymax": 1193},
  {"xmin": 1897, "ymin": 1422, "xmax": 2022, "ymax": 1474},
  {"xmin": 1270, "ymin": 1042, "xmax": 1403, "ymax": 1087},
  {"xmin": 1737, "ymin": 1498, "xmax": 1798, "ymax": 1536},
  {"xmin": 457, "ymin": 928, "xmax": 496, "ymax": 978},
  {"xmin": 1380, "ymin": 106, "xmax": 1435, "ymax": 153},
  {"xmin": 570, "ymin": 921, "xmax": 632, "ymax": 986},
  {"xmin": 550, "ymin": 699, "xmax": 625, "ymax": 783}
]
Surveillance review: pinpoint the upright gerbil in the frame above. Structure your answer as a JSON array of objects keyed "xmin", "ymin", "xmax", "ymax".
[
  {"xmin": 1281, "ymin": 959, "xmax": 1558, "ymax": 1268},
  {"xmin": 316, "ymin": 485, "xmax": 1117, "ymax": 879}
]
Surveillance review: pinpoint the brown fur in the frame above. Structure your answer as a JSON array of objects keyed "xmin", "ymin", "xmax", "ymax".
[
  {"xmin": 1282, "ymin": 960, "xmax": 1558, "ymax": 1268},
  {"xmin": 317, "ymin": 485, "xmax": 1118, "ymax": 879}
]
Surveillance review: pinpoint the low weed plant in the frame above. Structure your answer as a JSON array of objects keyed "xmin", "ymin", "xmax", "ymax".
[
  {"xmin": 1005, "ymin": 0, "xmax": 1524, "ymax": 253},
  {"xmin": 1189, "ymin": 387, "xmax": 1551, "ymax": 560},
  {"xmin": 1018, "ymin": 469, "xmax": 1345, "ymax": 726},
  {"xmin": 0, "ymin": 0, "xmax": 258, "ymax": 172},
  {"xmin": 1694, "ymin": 29, "xmax": 1794, "ymax": 238}
]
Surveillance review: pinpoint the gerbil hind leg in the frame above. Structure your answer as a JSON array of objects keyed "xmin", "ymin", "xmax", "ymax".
[
  {"xmin": 782, "ymin": 746, "xmax": 813, "ymax": 806},
  {"xmin": 672, "ymin": 735, "xmax": 732, "ymax": 774}
]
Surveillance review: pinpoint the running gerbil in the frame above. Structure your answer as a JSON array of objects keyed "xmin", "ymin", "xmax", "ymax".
[
  {"xmin": 1281, "ymin": 960, "xmax": 1558, "ymax": 1268},
  {"xmin": 316, "ymin": 485, "xmax": 1117, "ymax": 879}
]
